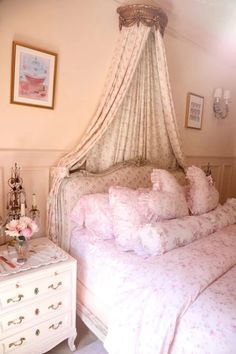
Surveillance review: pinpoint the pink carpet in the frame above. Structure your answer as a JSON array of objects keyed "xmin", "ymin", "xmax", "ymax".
[{"xmin": 75, "ymin": 340, "xmax": 108, "ymax": 354}]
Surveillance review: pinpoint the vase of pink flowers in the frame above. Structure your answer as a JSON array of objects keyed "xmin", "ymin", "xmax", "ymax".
[{"xmin": 5, "ymin": 217, "xmax": 39, "ymax": 263}]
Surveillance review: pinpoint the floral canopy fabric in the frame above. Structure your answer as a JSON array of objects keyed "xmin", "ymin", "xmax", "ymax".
[{"xmin": 47, "ymin": 4, "xmax": 186, "ymax": 247}]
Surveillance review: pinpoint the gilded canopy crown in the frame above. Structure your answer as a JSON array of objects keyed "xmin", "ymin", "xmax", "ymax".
[{"xmin": 117, "ymin": 4, "xmax": 168, "ymax": 35}]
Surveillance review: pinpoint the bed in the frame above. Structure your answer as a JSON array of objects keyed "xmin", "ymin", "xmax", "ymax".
[{"xmin": 58, "ymin": 160, "xmax": 236, "ymax": 354}]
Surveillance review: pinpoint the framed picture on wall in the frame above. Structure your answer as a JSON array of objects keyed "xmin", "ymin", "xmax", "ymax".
[
  {"xmin": 185, "ymin": 92, "xmax": 204, "ymax": 129},
  {"xmin": 11, "ymin": 42, "xmax": 57, "ymax": 109}
]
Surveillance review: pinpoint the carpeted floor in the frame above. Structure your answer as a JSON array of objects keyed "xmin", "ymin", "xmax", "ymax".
[
  {"xmin": 46, "ymin": 317, "xmax": 108, "ymax": 354},
  {"xmin": 74, "ymin": 340, "xmax": 107, "ymax": 354}
]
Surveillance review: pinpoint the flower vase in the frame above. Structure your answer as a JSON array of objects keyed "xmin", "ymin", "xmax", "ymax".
[{"xmin": 15, "ymin": 236, "xmax": 29, "ymax": 263}]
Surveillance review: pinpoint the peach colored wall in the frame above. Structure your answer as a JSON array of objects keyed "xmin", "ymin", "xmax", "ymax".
[
  {"xmin": 165, "ymin": 34, "xmax": 236, "ymax": 158},
  {"xmin": 0, "ymin": 0, "xmax": 119, "ymax": 151},
  {"xmin": 0, "ymin": 0, "xmax": 235, "ymax": 157}
]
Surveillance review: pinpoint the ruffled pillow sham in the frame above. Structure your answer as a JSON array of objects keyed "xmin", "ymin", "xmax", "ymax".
[
  {"xmin": 109, "ymin": 176, "xmax": 188, "ymax": 253},
  {"xmin": 186, "ymin": 165, "xmax": 219, "ymax": 215},
  {"xmin": 151, "ymin": 168, "xmax": 186, "ymax": 194},
  {"xmin": 70, "ymin": 193, "xmax": 114, "ymax": 240},
  {"xmin": 139, "ymin": 190, "xmax": 189, "ymax": 221}
]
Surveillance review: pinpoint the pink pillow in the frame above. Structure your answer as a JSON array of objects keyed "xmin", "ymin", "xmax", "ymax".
[
  {"xmin": 151, "ymin": 169, "xmax": 185, "ymax": 194},
  {"xmin": 139, "ymin": 190, "xmax": 189, "ymax": 221},
  {"xmin": 149, "ymin": 169, "xmax": 189, "ymax": 219},
  {"xmin": 109, "ymin": 183, "xmax": 188, "ymax": 253},
  {"xmin": 109, "ymin": 186, "xmax": 147, "ymax": 254},
  {"xmin": 186, "ymin": 166, "xmax": 219, "ymax": 215},
  {"xmin": 70, "ymin": 193, "xmax": 113, "ymax": 240}
]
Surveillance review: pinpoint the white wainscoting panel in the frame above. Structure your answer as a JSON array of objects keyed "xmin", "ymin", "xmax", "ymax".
[
  {"xmin": 0, "ymin": 167, "xmax": 4, "ymax": 220},
  {"xmin": 186, "ymin": 156, "xmax": 236, "ymax": 203}
]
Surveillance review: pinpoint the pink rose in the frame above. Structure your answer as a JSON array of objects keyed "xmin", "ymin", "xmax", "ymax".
[
  {"xmin": 16, "ymin": 221, "xmax": 27, "ymax": 232},
  {"xmin": 21, "ymin": 227, "xmax": 33, "ymax": 239}
]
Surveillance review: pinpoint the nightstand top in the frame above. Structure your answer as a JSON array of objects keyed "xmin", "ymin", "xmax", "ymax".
[{"xmin": 0, "ymin": 237, "xmax": 73, "ymax": 279}]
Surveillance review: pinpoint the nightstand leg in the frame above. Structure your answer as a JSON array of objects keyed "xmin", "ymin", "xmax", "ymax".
[{"xmin": 68, "ymin": 330, "xmax": 77, "ymax": 351}]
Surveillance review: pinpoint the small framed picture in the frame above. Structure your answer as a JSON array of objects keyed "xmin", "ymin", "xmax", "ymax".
[
  {"xmin": 11, "ymin": 41, "xmax": 57, "ymax": 109},
  {"xmin": 185, "ymin": 92, "xmax": 204, "ymax": 129}
]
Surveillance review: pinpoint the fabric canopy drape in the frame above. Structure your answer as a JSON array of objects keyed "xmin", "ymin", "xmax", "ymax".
[
  {"xmin": 47, "ymin": 8, "xmax": 186, "ymax": 248},
  {"xmin": 86, "ymin": 30, "xmax": 183, "ymax": 172},
  {"xmin": 47, "ymin": 24, "xmax": 151, "ymax": 244},
  {"xmin": 58, "ymin": 24, "xmax": 150, "ymax": 171}
]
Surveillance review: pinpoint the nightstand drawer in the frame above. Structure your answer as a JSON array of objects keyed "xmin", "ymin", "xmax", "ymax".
[
  {"xmin": 0, "ymin": 291, "xmax": 70, "ymax": 335},
  {"xmin": 0, "ymin": 311, "xmax": 72, "ymax": 354},
  {"xmin": 0, "ymin": 269, "xmax": 71, "ymax": 310},
  {"xmin": 0, "ymin": 238, "xmax": 77, "ymax": 353}
]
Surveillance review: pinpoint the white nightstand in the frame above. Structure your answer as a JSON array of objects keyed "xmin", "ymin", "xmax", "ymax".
[{"xmin": 0, "ymin": 237, "xmax": 77, "ymax": 354}]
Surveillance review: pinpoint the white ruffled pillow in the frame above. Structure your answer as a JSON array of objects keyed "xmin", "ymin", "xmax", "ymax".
[{"xmin": 186, "ymin": 166, "xmax": 219, "ymax": 215}]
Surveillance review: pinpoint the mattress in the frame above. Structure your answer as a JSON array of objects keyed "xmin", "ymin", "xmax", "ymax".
[{"xmin": 76, "ymin": 280, "xmax": 108, "ymax": 326}]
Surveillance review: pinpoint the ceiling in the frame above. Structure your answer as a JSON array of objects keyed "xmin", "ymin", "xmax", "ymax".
[{"xmin": 114, "ymin": 0, "xmax": 236, "ymax": 62}]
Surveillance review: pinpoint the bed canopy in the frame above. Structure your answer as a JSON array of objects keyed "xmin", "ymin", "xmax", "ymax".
[{"xmin": 47, "ymin": 3, "xmax": 185, "ymax": 245}]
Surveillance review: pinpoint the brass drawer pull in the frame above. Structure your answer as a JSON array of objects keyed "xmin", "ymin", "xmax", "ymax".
[
  {"xmin": 8, "ymin": 316, "xmax": 24, "ymax": 326},
  {"xmin": 49, "ymin": 321, "xmax": 62, "ymax": 330},
  {"xmin": 9, "ymin": 337, "xmax": 26, "ymax": 348},
  {"xmin": 34, "ymin": 287, "xmax": 39, "ymax": 295},
  {"xmin": 7, "ymin": 294, "xmax": 24, "ymax": 303},
  {"xmin": 35, "ymin": 308, "xmax": 40, "ymax": 315},
  {"xmin": 48, "ymin": 301, "xmax": 62, "ymax": 310},
  {"xmin": 48, "ymin": 281, "xmax": 62, "ymax": 290}
]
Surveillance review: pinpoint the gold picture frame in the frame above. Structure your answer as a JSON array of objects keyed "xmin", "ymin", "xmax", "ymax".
[
  {"xmin": 185, "ymin": 92, "xmax": 204, "ymax": 130},
  {"xmin": 11, "ymin": 41, "xmax": 57, "ymax": 109}
]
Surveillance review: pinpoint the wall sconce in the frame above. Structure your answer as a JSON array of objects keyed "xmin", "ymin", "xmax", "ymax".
[{"xmin": 213, "ymin": 88, "xmax": 230, "ymax": 119}]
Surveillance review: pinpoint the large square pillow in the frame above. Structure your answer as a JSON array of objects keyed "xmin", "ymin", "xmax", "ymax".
[
  {"xmin": 70, "ymin": 193, "xmax": 113, "ymax": 240},
  {"xmin": 186, "ymin": 165, "xmax": 219, "ymax": 215}
]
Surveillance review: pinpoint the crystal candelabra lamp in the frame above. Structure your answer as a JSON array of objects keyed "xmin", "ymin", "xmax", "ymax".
[
  {"xmin": 6, "ymin": 163, "xmax": 27, "ymax": 221},
  {"xmin": 6, "ymin": 163, "xmax": 40, "ymax": 222},
  {"xmin": 1, "ymin": 163, "xmax": 40, "ymax": 245}
]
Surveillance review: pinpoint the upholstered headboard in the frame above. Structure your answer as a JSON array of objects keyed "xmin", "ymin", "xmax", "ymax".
[{"xmin": 58, "ymin": 161, "xmax": 186, "ymax": 251}]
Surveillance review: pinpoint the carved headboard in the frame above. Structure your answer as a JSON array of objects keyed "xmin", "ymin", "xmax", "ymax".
[{"xmin": 58, "ymin": 161, "xmax": 186, "ymax": 251}]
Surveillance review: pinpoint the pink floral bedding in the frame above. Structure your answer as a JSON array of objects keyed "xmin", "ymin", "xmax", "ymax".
[
  {"xmin": 70, "ymin": 223, "xmax": 236, "ymax": 354},
  {"xmin": 104, "ymin": 224, "xmax": 236, "ymax": 354}
]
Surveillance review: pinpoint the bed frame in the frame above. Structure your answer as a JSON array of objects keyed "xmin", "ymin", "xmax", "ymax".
[{"xmin": 59, "ymin": 160, "xmax": 186, "ymax": 341}]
